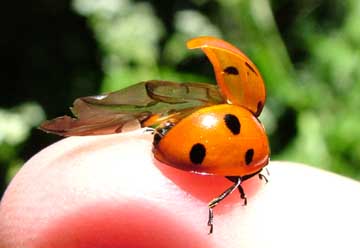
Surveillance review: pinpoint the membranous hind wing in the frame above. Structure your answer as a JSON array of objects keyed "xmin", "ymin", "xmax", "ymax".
[{"xmin": 40, "ymin": 80, "xmax": 224, "ymax": 136}]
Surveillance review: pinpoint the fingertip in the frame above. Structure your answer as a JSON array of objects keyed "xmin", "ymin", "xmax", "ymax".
[
  {"xmin": 34, "ymin": 200, "xmax": 213, "ymax": 248},
  {"xmin": 0, "ymin": 131, "xmax": 217, "ymax": 247},
  {"xmin": 0, "ymin": 130, "xmax": 268, "ymax": 248}
]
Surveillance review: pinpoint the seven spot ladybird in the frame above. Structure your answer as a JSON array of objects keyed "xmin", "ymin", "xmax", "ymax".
[{"xmin": 40, "ymin": 36, "xmax": 270, "ymax": 234}]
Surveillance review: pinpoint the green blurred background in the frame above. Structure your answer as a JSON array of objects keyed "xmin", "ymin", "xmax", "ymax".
[{"xmin": 1, "ymin": 0, "xmax": 360, "ymax": 197}]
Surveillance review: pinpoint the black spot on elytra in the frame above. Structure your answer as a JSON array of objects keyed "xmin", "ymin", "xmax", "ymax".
[
  {"xmin": 245, "ymin": 149, "xmax": 254, "ymax": 165},
  {"xmin": 224, "ymin": 114, "xmax": 241, "ymax": 135},
  {"xmin": 190, "ymin": 143, "xmax": 206, "ymax": 164},
  {"xmin": 245, "ymin": 62, "xmax": 258, "ymax": 76},
  {"xmin": 224, "ymin": 66, "xmax": 239, "ymax": 75}
]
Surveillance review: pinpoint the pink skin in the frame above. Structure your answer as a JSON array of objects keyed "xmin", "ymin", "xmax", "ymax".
[{"xmin": 1, "ymin": 130, "xmax": 360, "ymax": 248}]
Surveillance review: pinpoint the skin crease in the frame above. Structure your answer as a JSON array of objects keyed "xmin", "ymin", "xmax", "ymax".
[{"xmin": 0, "ymin": 130, "xmax": 360, "ymax": 248}]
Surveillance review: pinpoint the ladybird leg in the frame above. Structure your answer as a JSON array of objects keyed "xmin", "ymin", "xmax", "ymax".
[
  {"xmin": 144, "ymin": 127, "xmax": 155, "ymax": 134},
  {"xmin": 258, "ymin": 173, "xmax": 269, "ymax": 183},
  {"xmin": 226, "ymin": 176, "xmax": 247, "ymax": 206},
  {"xmin": 207, "ymin": 177, "xmax": 241, "ymax": 234},
  {"xmin": 237, "ymin": 184, "xmax": 247, "ymax": 206},
  {"xmin": 208, "ymin": 208, "xmax": 214, "ymax": 234},
  {"xmin": 258, "ymin": 167, "xmax": 270, "ymax": 183}
]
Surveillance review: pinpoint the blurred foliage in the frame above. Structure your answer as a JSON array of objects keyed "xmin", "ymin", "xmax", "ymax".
[
  {"xmin": 0, "ymin": 103, "xmax": 45, "ymax": 186},
  {"xmin": 1, "ymin": 0, "xmax": 360, "ymax": 196}
]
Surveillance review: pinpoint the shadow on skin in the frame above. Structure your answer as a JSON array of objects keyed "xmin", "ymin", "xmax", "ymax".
[
  {"xmin": 35, "ymin": 200, "xmax": 212, "ymax": 248},
  {"xmin": 154, "ymin": 158, "xmax": 266, "ymax": 213}
]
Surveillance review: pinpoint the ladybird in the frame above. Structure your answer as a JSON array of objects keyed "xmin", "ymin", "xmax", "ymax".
[{"xmin": 40, "ymin": 36, "xmax": 270, "ymax": 234}]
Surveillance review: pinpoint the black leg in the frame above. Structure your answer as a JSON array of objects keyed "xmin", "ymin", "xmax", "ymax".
[
  {"xmin": 258, "ymin": 168, "xmax": 270, "ymax": 183},
  {"xmin": 258, "ymin": 173, "xmax": 268, "ymax": 183},
  {"xmin": 237, "ymin": 184, "xmax": 247, "ymax": 206},
  {"xmin": 144, "ymin": 127, "xmax": 155, "ymax": 134},
  {"xmin": 208, "ymin": 208, "xmax": 214, "ymax": 234},
  {"xmin": 226, "ymin": 176, "xmax": 247, "ymax": 205},
  {"xmin": 207, "ymin": 177, "xmax": 241, "ymax": 234}
]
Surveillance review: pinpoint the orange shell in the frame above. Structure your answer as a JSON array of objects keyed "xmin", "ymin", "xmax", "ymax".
[
  {"xmin": 153, "ymin": 104, "xmax": 270, "ymax": 176},
  {"xmin": 187, "ymin": 36, "xmax": 266, "ymax": 116}
]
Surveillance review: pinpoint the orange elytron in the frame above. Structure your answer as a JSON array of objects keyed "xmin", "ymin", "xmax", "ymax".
[{"xmin": 40, "ymin": 36, "xmax": 270, "ymax": 233}]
